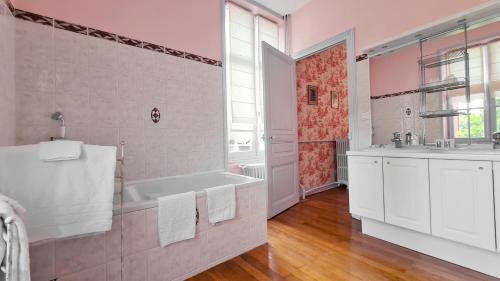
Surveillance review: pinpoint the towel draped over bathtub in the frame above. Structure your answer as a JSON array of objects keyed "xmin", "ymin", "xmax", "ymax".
[
  {"xmin": 0, "ymin": 144, "xmax": 117, "ymax": 242},
  {"xmin": 158, "ymin": 191, "xmax": 197, "ymax": 247},
  {"xmin": 205, "ymin": 184, "xmax": 236, "ymax": 225}
]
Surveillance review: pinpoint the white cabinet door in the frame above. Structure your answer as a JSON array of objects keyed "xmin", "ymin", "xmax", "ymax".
[
  {"xmin": 348, "ymin": 156, "xmax": 384, "ymax": 221},
  {"xmin": 429, "ymin": 159, "xmax": 495, "ymax": 251},
  {"xmin": 383, "ymin": 157, "xmax": 430, "ymax": 234},
  {"xmin": 493, "ymin": 162, "xmax": 500, "ymax": 252}
]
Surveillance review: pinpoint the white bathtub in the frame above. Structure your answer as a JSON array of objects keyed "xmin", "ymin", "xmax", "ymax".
[{"xmin": 115, "ymin": 171, "xmax": 264, "ymax": 214}]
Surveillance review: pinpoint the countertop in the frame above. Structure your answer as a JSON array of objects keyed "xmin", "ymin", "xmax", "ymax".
[{"xmin": 347, "ymin": 144, "xmax": 500, "ymax": 161}]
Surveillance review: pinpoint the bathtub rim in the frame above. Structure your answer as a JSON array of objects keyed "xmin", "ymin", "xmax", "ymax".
[{"xmin": 114, "ymin": 170, "xmax": 265, "ymax": 214}]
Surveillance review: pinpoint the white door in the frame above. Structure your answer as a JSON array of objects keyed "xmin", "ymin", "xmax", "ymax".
[
  {"xmin": 262, "ymin": 42, "xmax": 299, "ymax": 218},
  {"xmin": 492, "ymin": 162, "xmax": 500, "ymax": 252},
  {"xmin": 429, "ymin": 159, "xmax": 495, "ymax": 251},
  {"xmin": 348, "ymin": 156, "xmax": 384, "ymax": 221},
  {"xmin": 383, "ymin": 157, "xmax": 430, "ymax": 234}
]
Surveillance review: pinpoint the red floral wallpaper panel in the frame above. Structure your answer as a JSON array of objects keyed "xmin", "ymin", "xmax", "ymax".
[{"xmin": 296, "ymin": 43, "xmax": 348, "ymax": 191}]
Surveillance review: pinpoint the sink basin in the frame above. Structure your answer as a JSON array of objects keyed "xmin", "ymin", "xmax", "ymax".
[{"xmin": 367, "ymin": 144, "xmax": 500, "ymax": 155}]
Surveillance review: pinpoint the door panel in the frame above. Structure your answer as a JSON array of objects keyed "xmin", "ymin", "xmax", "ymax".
[
  {"xmin": 429, "ymin": 159, "xmax": 495, "ymax": 251},
  {"xmin": 263, "ymin": 42, "xmax": 299, "ymax": 218},
  {"xmin": 383, "ymin": 157, "xmax": 430, "ymax": 234},
  {"xmin": 348, "ymin": 156, "xmax": 384, "ymax": 221}
]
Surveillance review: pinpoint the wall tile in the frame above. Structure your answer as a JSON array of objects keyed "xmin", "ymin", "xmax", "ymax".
[
  {"xmin": 29, "ymin": 241, "xmax": 55, "ymax": 281},
  {"xmin": 57, "ymin": 265, "xmax": 106, "ymax": 281},
  {"xmin": 106, "ymin": 215, "xmax": 122, "ymax": 261},
  {"xmin": 16, "ymin": 88, "xmax": 55, "ymax": 127},
  {"xmin": 54, "ymin": 93, "xmax": 90, "ymax": 127},
  {"xmin": 88, "ymin": 127, "xmax": 119, "ymax": 147},
  {"xmin": 122, "ymin": 210, "xmax": 154, "ymax": 256},
  {"xmin": 55, "ymin": 233, "xmax": 106, "ymax": 276},
  {"xmin": 146, "ymin": 248, "xmax": 164, "ymax": 281},
  {"xmin": 106, "ymin": 260, "xmax": 122, "ymax": 281},
  {"xmin": 122, "ymin": 251, "xmax": 147, "ymax": 281},
  {"xmin": 88, "ymin": 94, "xmax": 119, "ymax": 128}
]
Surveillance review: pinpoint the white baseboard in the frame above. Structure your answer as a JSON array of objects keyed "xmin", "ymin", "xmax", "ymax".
[
  {"xmin": 304, "ymin": 182, "xmax": 341, "ymax": 198},
  {"xmin": 362, "ymin": 218, "xmax": 500, "ymax": 278}
]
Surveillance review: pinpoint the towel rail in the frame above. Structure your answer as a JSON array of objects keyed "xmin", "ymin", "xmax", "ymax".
[{"xmin": 115, "ymin": 141, "xmax": 125, "ymax": 281}]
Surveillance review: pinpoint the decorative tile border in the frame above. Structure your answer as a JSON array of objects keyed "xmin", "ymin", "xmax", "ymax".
[
  {"xmin": 371, "ymin": 89, "xmax": 419, "ymax": 100},
  {"xmin": 11, "ymin": 8, "xmax": 223, "ymax": 67},
  {"xmin": 13, "ymin": 9, "xmax": 53, "ymax": 26},
  {"xmin": 54, "ymin": 19, "xmax": 87, "ymax": 35}
]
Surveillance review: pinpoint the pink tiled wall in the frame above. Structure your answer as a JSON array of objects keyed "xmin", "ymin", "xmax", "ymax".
[
  {"xmin": 29, "ymin": 183, "xmax": 267, "ymax": 281},
  {"xmin": 13, "ymin": 18, "xmax": 224, "ymax": 179},
  {"xmin": 0, "ymin": 13, "xmax": 15, "ymax": 146}
]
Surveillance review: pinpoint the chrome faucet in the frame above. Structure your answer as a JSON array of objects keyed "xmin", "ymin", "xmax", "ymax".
[
  {"xmin": 391, "ymin": 132, "xmax": 403, "ymax": 148},
  {"xmin": 493, "ymin": 132, "xmax": 500, "ymax": 149}
]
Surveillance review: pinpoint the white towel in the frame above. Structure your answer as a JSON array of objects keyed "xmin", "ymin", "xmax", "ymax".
[
  {"xmin": 0, "ymin": 196, "xmax": 30, "ymax": 281},
  {"xmin": 205, "ymin": 184, "xmax": 236, "ymax": 225},
  {"xmin": 0, "ymin": 144, "xmax": 116, "ymax": 242},
  {"xmin": 158, "ymin": 192, "xmax": 196, "ymax": 247},
  {"xmin": 39, "ymin": 140, "xmax": 83, "ymax": 161}
]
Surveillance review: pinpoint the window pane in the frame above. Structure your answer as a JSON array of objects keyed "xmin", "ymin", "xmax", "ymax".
[
  {"xmin": 448, "ymin": 91, "xmax": 484, "ymax": 110},
  {"xmin": 451, "ymin": 108, "xmax": 485, "ymax": 138},
  {"xmin": 496, "ymin": 107, "xmax": 500, "ymax": 132},
  {"xmin": 229, "ymin": 131, "xmax": 254, "ymax": 152}
]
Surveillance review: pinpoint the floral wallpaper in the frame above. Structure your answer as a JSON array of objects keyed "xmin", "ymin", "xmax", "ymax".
[{"xmin": 296, "ymin": 43, "xmax": 348, "ymax": 191}]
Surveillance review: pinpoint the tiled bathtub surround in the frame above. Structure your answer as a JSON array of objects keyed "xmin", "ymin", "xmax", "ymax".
[
  {"xmin": 0, "ymin": 12, "xmax": 15, "ymax": 146},
  {"xmin": 29, "ymin": 184, "xmax": 267, "ymax": 281},
  {"xmin": 12, "ymin": 9, "xmax": 222, "ymax": 67},
  {"xmin": 371, "ymin": 92, "xmax": 443, "ymax": 144},
  {"xmin": 14, "ymin": 18, "xmax": 225, "ymax": 179}
]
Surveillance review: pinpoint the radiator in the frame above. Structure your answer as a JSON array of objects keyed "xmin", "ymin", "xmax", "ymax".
[
  {"xmin": 242, "ymin": 163, "xmax": 266, "ymax": 179},
  {"xmin": 336, "ymin": 139, "xmax": 349, "ymax": 185}
]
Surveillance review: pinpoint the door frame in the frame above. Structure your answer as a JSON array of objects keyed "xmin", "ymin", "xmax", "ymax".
[{"xmin": 292, "ymin": 29, "xmax": 359, "ymax": 150}]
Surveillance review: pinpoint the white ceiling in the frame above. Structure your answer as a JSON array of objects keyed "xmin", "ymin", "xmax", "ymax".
[{"xmin": 251, "ymin": 0, "xmax": 312, "ymax": 15}]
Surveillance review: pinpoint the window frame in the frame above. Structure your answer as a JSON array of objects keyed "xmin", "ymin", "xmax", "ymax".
[
  {"xmin": 225, "ymin": 3, "xmax": 282, "ymax": 164},
  {"xmin": 445, "ymin": 40, "xmax": 500, "ymax": 143}
]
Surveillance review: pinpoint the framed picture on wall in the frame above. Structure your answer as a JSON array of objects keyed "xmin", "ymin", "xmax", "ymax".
[
  {"xmin": 307, "ymin": 85, "xmax": 318, "ymax": 105},
  {"xmin": 331, "ymin": 90, "xmax": 339, "ymax": 109}
]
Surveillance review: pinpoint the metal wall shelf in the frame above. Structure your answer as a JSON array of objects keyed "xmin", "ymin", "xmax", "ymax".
[
  {"xmin": 419, "ymin": 77, "xmax": 467, "ymax": 94},
  {"xmin": 419, "ymin": 109, "xmax": 469, "ymax": 119},
  {"xmin": 419, "ymin": 49, "xmax": 466, "ymax": 69},
  {"xmin": 418, "ymin": 24, "xmax": 472, "ymax": 145}
]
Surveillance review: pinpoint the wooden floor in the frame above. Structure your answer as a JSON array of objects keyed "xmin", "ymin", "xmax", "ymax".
[{"xmin": 190, "ymin": 188, "xmax": 498, "ymax": 281}]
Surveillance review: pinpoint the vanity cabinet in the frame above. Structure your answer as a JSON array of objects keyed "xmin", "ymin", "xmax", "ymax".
[
  {"xmin": 429, "ymin": 159, "xmax": 496, "ymax": 251},
  {"xmin": 494, "ymin": 162, "xmax": 500, "ymax": 252},
  {"xmin": 348, "ymin": 156, "xmax": 384, "ymax": 221},
  {"xmin": 383, "ymin": 157, "xmax": 430, "ymax": 234}
]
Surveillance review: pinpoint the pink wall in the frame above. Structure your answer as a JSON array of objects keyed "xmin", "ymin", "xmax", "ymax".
[
  {"xmin": 11, "ymin": 0, "xmax": 222, "ymax": 60},
  {"xmin": 289, "ymin": 0, "xmax": 488, "ymax": 55},
  {"xmin": 371, "ymin": 20, "xmax": 500, "ymax": 97}
]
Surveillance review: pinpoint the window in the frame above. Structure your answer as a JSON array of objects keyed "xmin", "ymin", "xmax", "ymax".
[
  {"xmin": 225, "ymin": 3, "xmax": 281, "ymax": 163},
  {"xmin": 446, "ymin": 39, "xmax": 500, "ymax": 140}
]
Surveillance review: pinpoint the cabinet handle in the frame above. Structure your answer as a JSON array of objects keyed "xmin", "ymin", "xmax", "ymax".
[
  {"xmin": 386, "ymin": 162, "xmax": 390, "ymax": 165},
  {"xmin": 374, "ymin": 160, "xmax": 378, "ymax": 164},
  {"xmin": 478, "ymin": 166, "xmax": 484, "ymax": 170}
]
